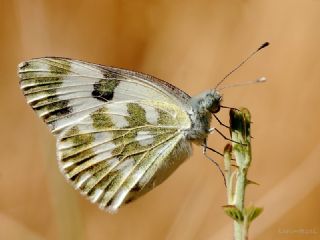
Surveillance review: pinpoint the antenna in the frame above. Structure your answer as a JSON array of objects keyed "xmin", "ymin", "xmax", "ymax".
[
  {"xmin": 214, "ymin": 42, "xmax": 269, "ymax": 90},
  {"xmin": 218, "ymin": 77, "xmax": 267, "ymax": 90}
]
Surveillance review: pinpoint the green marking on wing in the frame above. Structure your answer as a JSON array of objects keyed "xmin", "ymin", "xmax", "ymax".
[
  {"xmin": 126, "ymin": 103, "xmax": 147, "ymax": 127},
  {"xmin": 91, "ymin": 107, "xmax": 115, "ymax": 129}
]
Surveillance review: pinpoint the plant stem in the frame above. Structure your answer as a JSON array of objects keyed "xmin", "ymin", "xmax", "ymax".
[
  {"xmin": 232, "ymin": 108, "xmax": 251, "ymax": 240},
  {"xmin": 223, "ymin": 108, "xmax": 262, "ymax": 240}
]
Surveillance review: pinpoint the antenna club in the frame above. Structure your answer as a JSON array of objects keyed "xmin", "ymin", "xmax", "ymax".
[
  {"xmin": 258, "ymin": 42, "xmax": 270, "ymax": 51},
  {"xmin": 257, "ymin": 77, "xmax": 267, "ymax": 82}
]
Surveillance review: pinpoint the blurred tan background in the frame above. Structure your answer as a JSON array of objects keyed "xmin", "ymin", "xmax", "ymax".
[{"xmin": 1, "ymin": 0, "xmax": 320, "ymax": 239}]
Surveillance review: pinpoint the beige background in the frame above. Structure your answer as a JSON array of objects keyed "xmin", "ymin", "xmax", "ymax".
[{"xmin": 1, "ymin": 0, "xmax": 320, "ymax": 239}]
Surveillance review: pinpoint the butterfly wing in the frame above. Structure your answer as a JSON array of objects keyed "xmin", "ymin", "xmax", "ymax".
[{"xmin": 18, "ymin": 57, "xmax": 192, "ymax": 212}]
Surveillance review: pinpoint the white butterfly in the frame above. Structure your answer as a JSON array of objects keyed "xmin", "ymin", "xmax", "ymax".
[{"xmin": 18, "ymin": 43, "xmax": 268, "ymax": 213}]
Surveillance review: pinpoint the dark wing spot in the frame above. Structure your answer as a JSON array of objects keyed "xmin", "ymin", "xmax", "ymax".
[
  {"xmin": 124, "ymin": 196, "xmax": 135, "ymax": 204},
  {"xmin": 92, "ymin": 74, "xmax": 120, "ymax": 102},
  {"xmin": 131, "ymin": 183, "xmax": 142, "ymax": 192},
  {"xmin": 41, "ymin": 100, "xmax": 73, "ymax": 122}
]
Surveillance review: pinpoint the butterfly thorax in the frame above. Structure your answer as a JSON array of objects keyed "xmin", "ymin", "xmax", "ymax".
[{"xmin": 186, "ymin": 90, "xmax": 222, "ymax": 144}]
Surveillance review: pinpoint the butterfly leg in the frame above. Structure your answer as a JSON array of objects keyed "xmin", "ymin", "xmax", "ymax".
[
  {"xmin": 202, "ymin": 144, "xmax": 224, "ymax": 157},
  {"xmin": 213, "ymin": 105, "xmax": 240, "ymax": 129},
  {"xmin": 203, "ymin": 139, "xmax": 226, "ymax": 186},
  {"xmin": 203, "ymin": 138, "xmax": 236, "ymax": 161},
  {"xmin": 213, "ymin": 114, "xmax": 230, "ymax": 129},
  {"xmin": 209, "ymin": 127, "xmax": 245, "ymax": 145},
  {"xmin": 214, "ymin": 107, "xmax": 253, "ymax": 127},
  {"xmin": 220, "ymin": 105, "xmax": 240, "ymax": 111}
]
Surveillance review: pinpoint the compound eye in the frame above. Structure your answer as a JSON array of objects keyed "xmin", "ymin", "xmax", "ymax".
[{"xmin": 211, "ymin": 105, "xmax": 220, "ymax": 114}]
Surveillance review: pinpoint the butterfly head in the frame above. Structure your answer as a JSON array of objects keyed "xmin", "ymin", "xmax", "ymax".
[
  {"xmin": 191, "ymin": 90, "xmax": 222, "ymax": 114},
  {"xmin": 207, "ymin": 90, "xmax": 222, "ymax": 113}
]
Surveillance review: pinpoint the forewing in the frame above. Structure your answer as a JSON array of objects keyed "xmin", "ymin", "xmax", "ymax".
[
  {"xmin": 18, "ymin": 58, "xmax": 191, "ymax": 127},
  {"xmin": 18, "ymin": 58, "xmax": 192, "ymax": 212}
]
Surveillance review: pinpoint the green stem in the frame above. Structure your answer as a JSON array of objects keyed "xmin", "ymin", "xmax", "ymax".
[
  {"xmin": 223, "ymin": 144, "xmax": 233, "ymax": 204},
  {"xmin": 231, "ymin": 108, "xmax": 251, "ymax": 240},
  {"xmin": 223, "ymin": 108, "xmax": 256, "ymax": 240}
]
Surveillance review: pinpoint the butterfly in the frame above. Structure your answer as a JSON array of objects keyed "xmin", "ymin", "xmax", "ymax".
[{"xmin": 17, "ymin": 43, "xmax": 268, "ymax": 213}]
